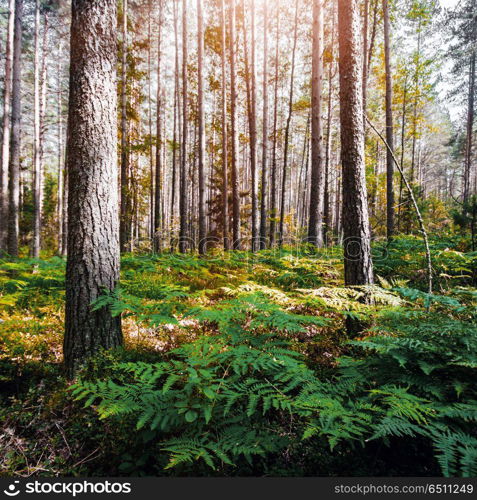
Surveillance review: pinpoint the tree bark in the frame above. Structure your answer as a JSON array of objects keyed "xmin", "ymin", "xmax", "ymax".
[
  {"xmin": 259, "ymin": 0, "xmax": 268, "ymax": 250},
  {"xmin": 229, "ymin": 0, "xmax": 241, "ymax": 250},
  {"xmin": 7, "ymin": 0, "xmax": 22, "ymax": 258},
  {"xmin": 338, "ymin": 0, "xmax": 373, "ymax": 285},
  {"xmin": 0, "ymin": 0, "xmax": 14, "ymax": 252},
  {"xmin": 154, "ymin": 0, "xmax": 163, "ymax": 253},
  {"xmin": 383, "ymin": 0, "xmax": 394, "ymax": 239},
  {"xmin": 307, "ymin": 0, "xmax": 325, "ymax": 247},
  {"xmin": 220, "ymin": 0, "xmax": 229, "ymax": 250},
  {"xmin": 64, "ymin": 0, "xmax": 122, "ymax": 378},
  {"xmin": 179, "ymin": 0, "xmax": 189, "ymax": 252},
  {"xmin": 197, "ymin": 0, "xmax": 206, "ymax": 254}
]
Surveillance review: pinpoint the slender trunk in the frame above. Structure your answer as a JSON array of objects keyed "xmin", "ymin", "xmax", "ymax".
[
  {"xmin": 119, "ymin": 0, "xmax": 129, "ymax": 252},
  {"xmin": 0, "ymin": 0, "xmax": 14, "ymax": 251},
  {"xmin": 221, "ymin": 0, "xmax": 229, "ymax": 250},
  {"xmin": 229, "ymin": 0, "xmax": 241, "ymax": 249},
  {"xmin": 243, "ymin": 0, "xmax": 258, "ymax": 251},
  {"xmin": 7, "ymin": 0, "xmax": 22, "ymax": 258},
  {"xmin": 170, "ymin": 0, "xmax": 179, "ymax": 250},
  {"xmin": 57, "ymin": 43, "xmax": 64, "ymax": 255},
  {"xmin": 278, "ymin": 0, "xmax": 298, "ymax": 247},
  {"xmin": 64, "ymin": 0, "xmax": 122, "ymax": 377},
  {"xmin": 179, "ymin": 0, "xmax": 189, "ymax": 252},
  {"xmin": 308, "ymin": 0, "xmax": 325, "ymax": 247},
  {"xmin": 338, "ymin": 0, "xmax": 373, "ymax": 285},
  {"xmin": 323, "ymin": 61, "xmax": 333, "ymax": 245},
  {"xmin": 197, "ymin": 0, "xmax": 206, "ymax": 254},
  {"xmin": 383, "ymin": 0, "xmax": 394, "ymax": 239},
  {"xmin": 259, "ymin": 0, "xmax": 268, "ymax": 250},
  {"xmin": 463, "ymin": 51, "xmax": 476, "ymax": 203},
  {"xmin": 154, "ymin": 0, "xmax": 163, "ymax": 253},
  {"xmin": 269, "ymin": 0, "xmax": 279, "ymax": 246}
]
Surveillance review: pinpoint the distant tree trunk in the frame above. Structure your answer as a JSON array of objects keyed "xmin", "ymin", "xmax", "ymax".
[
  {"xmin": 154, "ymin": 0, "xmax": 163, "ymax": 253},
  {"xmin": 229, "ymin": 0, "xmax": 241, "ymax": 250},
  {"xmin": 338, "ymin": 0, "xmax": 373, "ymax": 285},
  {"xmin": 7, "ymin": 0, "xmax": 22, "ymax": 258},
  {"xmin": 383, "ymin": 0, "xmax": 394, "ymax": 239},
  {"xmin": 119, "ymin": 0, "xmax": 130, "ymax": 252},
  {"xmin": 243, "ymin": 0, "xmax": 258, "ymax": 251},
  {"xmin": 220, "ymin": 0, "xmax": 229, "ymax": 250},
  {"xmin": 57, "ymin": 43, "xmax": 65, "ymax": 256},
  {"xmin": 278, "ymin": 0, "xmax": 298, "ymax": 247},
  {"xmin": 269, "ymin": 0, "xmax": 280, "ymax": 246},
  {"xmin": 323, "ymin": 59, "xmax": 334, "ymax": 245},
  {"xmin": 197, "ymin": 0, "xmax": 206, "ymax": 254},
  {"xmin": 32, "ymin": 0, "xmax": 41, "ymax": 258},
  {"xmin": 307, "ymin": 0, "xmax": 325, "ymax": 247},
  {"xmin": 463, "ymin": 49, "xmax": 476, "ymax": 203},
  {"xmin": 0, "ymin": 0, "xmax": 14, "ymax": 252},
  {"xmin": 179, "ymin": 0, "xmax": 189, "ymax": 253},
  {"xmin": 259, "ymin": 0, "xmax": 268, "ymax": 250},
  {"xmin": 64, "ymin": 0, "xmax": 122, "ymax": 378}
]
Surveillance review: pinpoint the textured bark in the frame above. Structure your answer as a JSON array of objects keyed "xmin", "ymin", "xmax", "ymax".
[
  {"xmin": 229, "ymin": 0, "xmax": 241, "ymax": 250},
  {"xmin": 57, "ymin": 43, "xmax": 65, "ymax": 256},
  {"xmin": 0, "ymin": 0, "xmax": 14, "ymax": 251},
  {"xmin": 7, "ymin": 0, "xmax": 22, "ymax": 258},
  {"xmin": 338, "ymin": 0, "xmax": 373, "ymax": 286},
  {"xmin": 197, "ymin": 0, "xmax": 206, "ymax": 254},
  {"xmin": 179, "ymin": 0, "xmax": 189, "ymax": 253},
  {"xmin": 220, "ymin": 0, "xmax": 229, "ymax": 250},
  {"xmin": 259, "ymin": 0, "xmax": 268, "ymax": 250},
  {"xmin": 64, "ymin": 0, "xmax": 122, "ymax": 377},
  {"xmin": 463, "ymin": 50, "xmax": 475, "ymax": 202},
  {"xmin": 307, "ymin": 0, "xmax": 325, "ymax": 247},
  {"xmin": 32, "ymin": 0, "xmax": 41, "ymax": 258},
  {"xmin": 383, "ymin": 0, "xmax": 394, "ymax": 239},
  {"xmin": 119, "ymin": 0, "xmax": 130, "ymax": 252}
]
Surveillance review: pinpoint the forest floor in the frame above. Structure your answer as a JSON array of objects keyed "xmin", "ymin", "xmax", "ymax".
[{"xmin": 1, "ymin": 235, "xmax": 476, "ymax": 477}]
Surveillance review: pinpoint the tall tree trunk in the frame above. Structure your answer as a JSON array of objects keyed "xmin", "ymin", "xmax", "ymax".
[
  {"xmin": 243, "ymin": 0, "xmax": 258, "ymax": 251},
  {"xmin": 179, "ymin": 0, "xmax": 189, "ymax": 253},
  {"xmin": 278, "ymin": 0, "xmax": 298, "ymax": 247},
  {"xmin": 197, "ymin": 0, "xmax": 206, "ymax": 254},
  {"xmin": 383, "ymin": 0, "xmax": 394, "ymax": 239},
  {"xmin": 307, "ymin": 0, "xmax": 325, "ymax": 247},
  {"xmin": 32, "ymin": 0, "xmax": 41, "ymax": 258},
  {"xmin": 220, "ymin": 0, "xmax": 229, "ymax": 250},
  {"xmin": 154, "ymin": 0, "xmax": 164, "ymax": 253},
  {"xmin": 7, "ymin": 0, "xmax": 22, "ymax": 258},
  {"xmin": 338, "ymin": 0, "xmax": 373, "ymax": 285},
  {"xmin": 269, "ymin": 0, "xmax": 280, "ymax": 246},
  {"xmin": 0, "ymin": 0, "xmax": 14, "ymax": 252},
  {"xmin": 229, "ymin": 0, "xmax": 241, "ymax": 249},
  {"xmin": 259, "ymin": 0, "xmax": 268, "ymax": 250},
  {"xmin": 463, "ymin": 49, "xmax": 476, "ymax": 203},
  {"xmin": 323, "ymin": 58, "xmax": 334, "ymax": 245},
  {"xmin": 119, "ymin": 0, "xmax": 130, "ymax": 252},
  {"xmin": 64, "ymin": 0, "xmax": 122, "ymax": 378},
  {"xmin": 57, "ymin": 42, "xmax": 64, "ymax": 255}
]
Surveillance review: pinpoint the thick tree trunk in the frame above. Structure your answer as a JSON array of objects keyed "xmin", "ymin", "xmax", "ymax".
[
  {"xmin": 307, "ymin": 0, "xmax": 325, "ymax": 247},
  {"xmin": 7, "ymin": 0, "xmax": 22, "ymax": 258},
  {"xmin": 197, "ymin": 0, "xmax": 206, "ymax": 254},
  {"xmin": 179, "ymin": 0, "xmax": 189, "ymax": 253},
  {"xmin": 64, "ymin": 0, "xmax": 122, "ymax": 378},
  {"xmin": 338, "ymin": 0, "xmax": 373, "ymax": 286},
  {"xmin": 229, "ymin": 0, "xmax": 241, "ymax": 250},
  {"xmin": 259, "ymin": 0, "xmax": 268, "ymax": 250},
  {"xmin": 383, "ymin": 0, "xmax": 394, "ymax": 239},
  {"xmin": 0, "ymin": 0, "xmax": 14, "ymax": 252}
]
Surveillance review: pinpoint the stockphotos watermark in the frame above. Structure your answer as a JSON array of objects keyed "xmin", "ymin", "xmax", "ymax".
[{"xmin": 2, "ymin": 480, "xmax": 131, "ymax": 498}]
